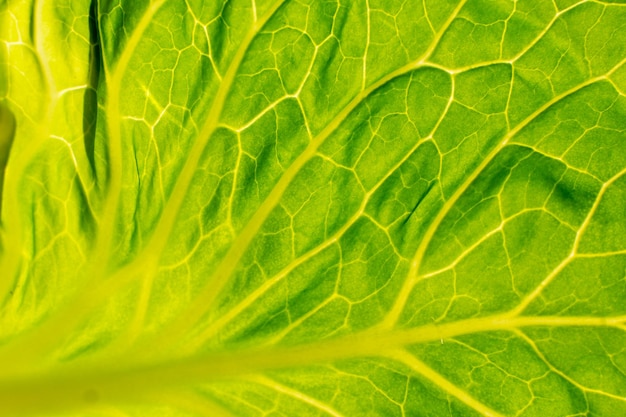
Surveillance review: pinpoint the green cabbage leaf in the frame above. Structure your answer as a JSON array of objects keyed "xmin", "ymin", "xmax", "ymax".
[{"xmin": 2, "ymin": 0, "xmax": 626, "ymax": 415}]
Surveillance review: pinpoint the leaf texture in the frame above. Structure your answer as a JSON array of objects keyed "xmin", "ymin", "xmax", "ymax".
[{"xmin": 1, "ymin": 0, "xmax": 626, "ymax": 416}]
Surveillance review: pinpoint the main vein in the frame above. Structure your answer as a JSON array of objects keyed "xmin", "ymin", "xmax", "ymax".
[{"xmin": 0, "ymin": 313, "xmax": 622, "ymax": 415}]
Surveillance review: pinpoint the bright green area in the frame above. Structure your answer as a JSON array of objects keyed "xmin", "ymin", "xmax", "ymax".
[{"xmin": 1, "ymin": 0, "xmax": 626, "ymax": 416}]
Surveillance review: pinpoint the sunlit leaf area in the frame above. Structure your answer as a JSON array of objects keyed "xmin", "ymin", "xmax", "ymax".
[{"xmin": 2, "ymin": 0, "xmax": 626, "ymax": 415}]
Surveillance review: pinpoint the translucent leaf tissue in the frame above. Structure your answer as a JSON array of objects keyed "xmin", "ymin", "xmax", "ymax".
[{"xmin": 1, "ymin": 0, "xmax": 626, "ymax": 416}]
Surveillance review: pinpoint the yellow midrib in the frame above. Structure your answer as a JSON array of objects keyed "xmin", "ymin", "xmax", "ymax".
[{"xmin": 0, "ymin": 313, "xmax": 622, "ymax": 415}]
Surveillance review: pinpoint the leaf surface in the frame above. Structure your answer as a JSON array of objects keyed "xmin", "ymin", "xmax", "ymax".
[{"xmin": 2, "ymin": 0, "xmax": 626, "ymax": 416}]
